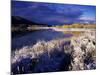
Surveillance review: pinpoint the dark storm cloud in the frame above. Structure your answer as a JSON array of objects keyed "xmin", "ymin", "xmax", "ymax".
[{"xmin": 12, "ymin": 1, "xmax": 95, "ymax": 25}]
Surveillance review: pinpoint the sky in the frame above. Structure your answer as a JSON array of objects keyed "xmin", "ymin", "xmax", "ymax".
[{"xmin": 12, "ymin": 1, "xmax": 96, "ymax": 25}]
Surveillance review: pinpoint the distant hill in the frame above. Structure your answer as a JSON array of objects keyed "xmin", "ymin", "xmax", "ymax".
[
  {"xmin": 11, "ymin": 16, "xmax": 47, "ymax": 26},
  {"xmin": 11, "ymin": 16, "xmax": 95, "ymax": 27}
]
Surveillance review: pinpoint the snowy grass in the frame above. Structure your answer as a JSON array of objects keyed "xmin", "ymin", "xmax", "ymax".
[{"xmin": 11, "ymin": 31, "xmax": 96, "ymax": 74}]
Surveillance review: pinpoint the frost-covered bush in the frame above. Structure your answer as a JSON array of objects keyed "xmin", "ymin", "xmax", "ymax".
[
  {"xmin": 71, "ymin": 31, "xmax": 96, "ymax": 70},
  {"xmin": 11, "ymin": 31, "xmax": 96, "ymax": 74}
]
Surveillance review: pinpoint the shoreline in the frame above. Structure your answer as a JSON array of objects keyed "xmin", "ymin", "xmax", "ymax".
[{"xmin": 11, "ymin": 31, "xmax": 96, "ymax": 74}]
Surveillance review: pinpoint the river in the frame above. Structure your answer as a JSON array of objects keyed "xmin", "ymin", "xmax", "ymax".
[{"xmin": 12, "ymin": 29, "xmax": 73, "ymax": 50}]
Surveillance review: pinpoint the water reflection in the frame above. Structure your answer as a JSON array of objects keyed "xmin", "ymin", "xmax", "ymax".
[{"xmin": 12, "ymin": 29, "xmax": 73, "ymax": 50}]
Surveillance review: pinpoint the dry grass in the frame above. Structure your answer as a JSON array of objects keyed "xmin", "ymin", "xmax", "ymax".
[{"xmin": 11, "ymin": 31, "xmax": 96, "ymax": 74}]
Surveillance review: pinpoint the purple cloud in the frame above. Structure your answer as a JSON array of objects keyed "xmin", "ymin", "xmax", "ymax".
[{"xmin": 12, "ymin": 1, "xmax": 96, "ymax": 25}]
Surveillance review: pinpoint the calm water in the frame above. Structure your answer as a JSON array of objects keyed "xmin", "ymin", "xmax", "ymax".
[{"xmin": 12, "ymin": 29, "xmax": 73, "ymax": 50}]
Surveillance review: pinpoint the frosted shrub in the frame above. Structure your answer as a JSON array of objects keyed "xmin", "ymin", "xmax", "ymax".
[{"xmin": 11, "ymin": 31, "xmax": 96, "ymax": 74}]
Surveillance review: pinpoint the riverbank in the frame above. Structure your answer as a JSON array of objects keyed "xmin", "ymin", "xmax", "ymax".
[{"xmin": 11, "ymin": 31, "xmax": 96, "ymax": 74}]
